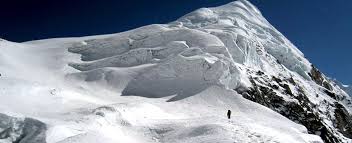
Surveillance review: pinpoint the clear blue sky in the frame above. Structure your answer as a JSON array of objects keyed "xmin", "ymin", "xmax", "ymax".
[{"xmin": 1, "ymin": 0, "xmax": 351, "ymax": 84}]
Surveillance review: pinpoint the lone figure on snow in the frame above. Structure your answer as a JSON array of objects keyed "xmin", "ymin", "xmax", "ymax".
[{"xmin": 227, "ymin": 110, "xmax": 231, "ymax": 119}]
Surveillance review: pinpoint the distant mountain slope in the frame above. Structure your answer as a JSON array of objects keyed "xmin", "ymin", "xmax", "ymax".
[
  {"xmin": 333, "ymin": 79, "xmax": 352, "ymax": 96},
  {"xmin": 342, "ymin": 85, "xmax": 352, "ymax": 96},
  {"xmin": 0, "ymin": 0, "xmax": 351, "ymax": 143}
]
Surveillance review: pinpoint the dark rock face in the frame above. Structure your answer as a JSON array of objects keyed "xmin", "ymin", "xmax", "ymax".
[
  {"xmin": 323, "ymin": 81, "xmax": 333, "ymax": 91},
  {"xmin": 309, "ymin": 65, "xmax": 333, "ymax": 91},
  {"xmin": 237, "ymin": 70, "xmax": 352, "ymax": 143},
  {"xmin": 307, "ymin": 65, "xmax": 352, "ymax": 140},
  {"xmin": 325, "ymin": 90, "xmax": 337, "ymax": 100},
  {"xmin": 334, "ymin": 103, "xmax": 352, "ymax": 138},
  {"xmin": 0, "ymin": 113, "xmax": 47, "ymax": 143},
  {"xmin": 309, "ymin": 65, "xmax": 324, "ymax": 86},
  {"xmin": 241, "ymin": 82, "xmax": 338, "ymax": 143}
]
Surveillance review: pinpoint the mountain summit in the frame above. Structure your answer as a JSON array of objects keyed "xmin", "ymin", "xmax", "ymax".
[{"xmin": 0, "ymin": 0, "xmax": 351, "ymax": 143}]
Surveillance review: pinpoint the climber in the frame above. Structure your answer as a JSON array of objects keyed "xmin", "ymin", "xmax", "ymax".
[{"xmin": 227, "ymin": 110, "xmax": 231, "ymax": 119}]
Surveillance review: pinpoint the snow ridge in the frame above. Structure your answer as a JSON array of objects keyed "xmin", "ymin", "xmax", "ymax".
[{"xmin": 333, "ymin": 79, "xmax": 352, "ymax": 97}]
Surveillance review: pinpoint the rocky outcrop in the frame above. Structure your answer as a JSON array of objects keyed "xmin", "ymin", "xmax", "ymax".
[
  {"xmin": 309, "ymin": 65, "xmax": 333, "ymax": 91},
  {"xmin": 334, "ymin": 103, "xmax": 352, "ymax": 138},
  {"xmin": 0, "ymin": 113, "xmax": 47, "ymax": 143},
  {"xmin": 237, "ymin": 70, "xmax": 351, "ymax": 143},
  {"xmin": 309, "ymin": 65, "xmax": 324, "ymax": 86}
]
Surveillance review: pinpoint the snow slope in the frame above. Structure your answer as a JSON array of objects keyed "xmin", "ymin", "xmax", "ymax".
[
  {"xmin": 0, "ymin": 0, "xmax": 351, "ymax": 143},
  {"xmin": 342, "ymin": 85, "xmax": 352, "ymax": 96},
  {"xmin": 0, "ymin": 37, "xmax": 321, "ymax": 143},
  {"xmin": 333, "ymin": 79, "xmax": 352, "ymax": 97}
]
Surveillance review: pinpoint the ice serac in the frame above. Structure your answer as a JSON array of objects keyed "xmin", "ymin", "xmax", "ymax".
[
  {"xmin": 1, "ymin": 0, "xmax": 352, "ymax": 143},
  {"xmin": 66, "ymin": 0, "xmax": 352, "ymax": 142}
]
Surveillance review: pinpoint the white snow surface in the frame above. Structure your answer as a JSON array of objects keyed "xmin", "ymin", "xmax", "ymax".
[
  {"xmin": 0, "ymin": 39, "xmax": 322, "ymax": 143},
  {"xmin": 1, "ymin": 0, "xmax": 351, "ymax": 143}
]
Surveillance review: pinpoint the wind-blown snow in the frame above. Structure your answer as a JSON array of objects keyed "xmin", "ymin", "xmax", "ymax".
[{"xmin": 1, "ymin": 0, "xmax": 351, "ymax": 143}]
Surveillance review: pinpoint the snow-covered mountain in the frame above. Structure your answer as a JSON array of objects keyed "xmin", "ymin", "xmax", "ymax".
[
  {"xmin": 342, "ymin": 85, "xmax": 352, "ymax": 96},
  {"xmin": 0, "ymin": 0, "xmax": 351, "ymax": 143},
  {"xmin": 333, "ymin": 79, "xmax": 352, "ymax": 97}
]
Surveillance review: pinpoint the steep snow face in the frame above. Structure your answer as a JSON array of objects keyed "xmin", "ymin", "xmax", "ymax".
[
  {"xmin": 67, "ymin": 25, "xmax": 242, "ymax": 97},
  {"xmin": 1, "ymin": 0, "xmax": 352, "ymax": 143},
  {"xmin": 175, "ymin": 0, "xmax": 311, "ymax": 79}
]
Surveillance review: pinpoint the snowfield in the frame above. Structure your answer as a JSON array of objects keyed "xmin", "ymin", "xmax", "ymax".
[{"xmin": 0, "ymin": 0, "xmax": 351, "ymax": 143}]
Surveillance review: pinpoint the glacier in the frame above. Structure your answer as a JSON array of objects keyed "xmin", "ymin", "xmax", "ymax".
[{"xmin": 0, "ymin": 0, "xmax": 351, "ymax": 143}]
